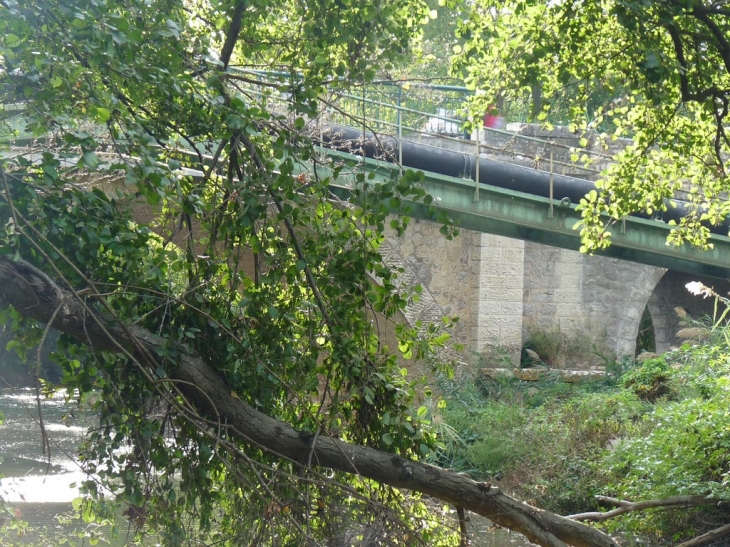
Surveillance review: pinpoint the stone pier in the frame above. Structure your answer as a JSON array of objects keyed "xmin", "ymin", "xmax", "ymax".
[{"xmin": 385, "ymin": 219, "xmax": 726, "ymax": 366}]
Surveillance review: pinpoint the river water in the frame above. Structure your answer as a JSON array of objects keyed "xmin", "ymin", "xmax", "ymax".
[{"xmin": 0, "ymin": 388, "xmax": 534, "ymax": 547}]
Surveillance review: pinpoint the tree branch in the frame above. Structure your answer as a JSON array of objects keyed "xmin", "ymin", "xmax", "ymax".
[
  {"xmin": 219, "ymin": 0, "xmax": 248, "ymax": 70},
  {"xmin": 689, "ymin": 8, "xmax": 730, "ymax": 75},
  {"xmin": 666, "ymin": 22, "xmax": 725, "ymax": 104},
  {"xmin": 0, "ymin": 256, "xmax": 619, "ymax": 547},
  {"xmin": 674, "ymin": 523, "xmax": 730, "ymax": 547},
  {"xmin": 568, "ymin": 495, "xmax": 716, "ymax": 522}
]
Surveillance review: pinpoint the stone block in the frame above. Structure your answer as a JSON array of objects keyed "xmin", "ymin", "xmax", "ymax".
[
  {"xmin": 499, "ymin": 325, "xmax": 524, "ymax": 346},
  {"xmin": 481, "ymin": 261, "xmax": 523, "ymax": 276},
  {"xmin": 501, "ymin": 302, "xmax": 523, "ymax": 315},
  {"xmin": 477, "ymin": 327, "xmax": 501, "ymax": 343},
  {"xmin": 478, "ymin": 247, "xmax": 504, "ymax": 261},
  {"xmin": 502, "ymin": 247, "xmax": 525, "ymax": 263},
  {"xmin": 553, "ymin": 289, "xmax": 582, "ymax": 303},
  {"xmin": 483, "ymin": 274, "xmax": 523, "ymax": 289},
  {"xmin": 482, "ymin": 368, "xmax": 606, "ymax": 383},
  {"xmin": 482, "ymin": 315, "xmax": 522, "ymax": 328},
  {"xmin": 524, "ymin": 289, "xmax": 554, "ymax": 303},
  {"xmin": 524, "ymin": 260, "xmax": 554, "ymax": 276},
  {"xmin": 559, "ymin": 249, "xmax": 582, "ymax": 263},
  {"xmin": 554, "ymin": 262, "xmax": 582, "ymax": 277},
  {"xmin": 481, "ymin": 233, "xmax": 514, "ymax": 247},
  {"xmin": 478, "ymin": 301, "xmax": 502, "ymax": 315},
  {"xmin": 555, "ymin": 304, "xmax": 584, "ymax": 318},
  {"xmin": 537, "ymin": 303, "xmax": 558, "ymax": 316},
  {"xmin": 480, "ymin": 287, "xmax": 522, "ymax": 303}
]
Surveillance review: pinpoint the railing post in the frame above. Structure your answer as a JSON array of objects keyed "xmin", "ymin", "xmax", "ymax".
[
  {"xmin": 397, "ymin": 84, "xmax": 403, "ymax": 171},
  {"xmin": 549, "ymin": 148, "xmax": 554, "ymax": 219},
  {"xmin": 362, "ymin": 85, "xmax": 366, "ymax": 144},
  {"xmin": 474, "ymin": 121, "xmax": 480, "ymax": 202}
]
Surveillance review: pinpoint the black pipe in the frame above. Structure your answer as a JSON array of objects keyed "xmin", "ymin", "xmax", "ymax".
[{"xmin": 319, "ymin": 123, "xmax": 730, "ymax": 236}]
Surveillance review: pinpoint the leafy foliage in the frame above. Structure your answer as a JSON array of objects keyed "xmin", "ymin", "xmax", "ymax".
[
  {"xmin": 0, "ymin": 0, "xmax": 466, "ymax": 544},
  {"xmin": 451, "ymin": 0, "xmax": 730, "ymax": 251},
  {"xmin": 437, "ymin": 375, "xmax": 649, "ymax": 515},
  {"xmin": 621, "ymin": 357, "xmax": 674, "ymax": 402}
]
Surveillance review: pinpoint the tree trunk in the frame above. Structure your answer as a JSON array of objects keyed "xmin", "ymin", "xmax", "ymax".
[{"xmin": 0, "ymin": 257, "xmax": 619, "ymax": 547}]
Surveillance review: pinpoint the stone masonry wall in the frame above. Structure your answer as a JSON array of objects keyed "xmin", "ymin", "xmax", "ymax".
[
  {"xmin": 383, "ymin": 219, "xmax": 479, "ymax": 354},
  {"xmin": 385, "ymin": 220, "xmax": 673, "ymax": 365},
  {"xmin": 475, "ymin": 234, "xmax": 524, "ymax": 361},
  {"xmin": 523, "ymin": 243, "xmax": 584, "ymax": 335}
]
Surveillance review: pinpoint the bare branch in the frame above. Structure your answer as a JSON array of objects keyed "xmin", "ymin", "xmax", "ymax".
[
  {"xmin": 674, "ymin": 523, "xmax": 730, "ymax": 547},
  {"xmin": 568, "ymin": 495, "xmax": 717, "ymax": 522}
]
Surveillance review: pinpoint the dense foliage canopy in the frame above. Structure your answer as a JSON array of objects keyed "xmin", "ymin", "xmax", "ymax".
[
  {"xmin": 0, "ymin": 0, "xmax": 619, "ymax": 546},
  {"xmin": 0, "ymin": 0, "xmax": 450, "ymax": 540},
  {"xmin": 452, "ymin": 0, "xmax": 730, "ymax": 251}
]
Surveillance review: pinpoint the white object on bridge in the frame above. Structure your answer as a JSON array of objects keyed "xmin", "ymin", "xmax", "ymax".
[{"xmin": 425, "ymin": 108, "xmax": 461, "ymax": 135}]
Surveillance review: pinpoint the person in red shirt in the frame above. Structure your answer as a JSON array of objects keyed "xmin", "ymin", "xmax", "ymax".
[{"xmin": 484, "ymin": 105, "xmax": 504, "ymax": 129}]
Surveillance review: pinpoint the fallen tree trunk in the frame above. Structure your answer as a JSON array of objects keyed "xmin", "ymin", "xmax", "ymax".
[
  {"xmin": 0, "ymin": 257, "xmax": 619, "ymax": 547},
  {"xmin": 674, "ymin": 523, "xmax": 730, "ymax": 547}
]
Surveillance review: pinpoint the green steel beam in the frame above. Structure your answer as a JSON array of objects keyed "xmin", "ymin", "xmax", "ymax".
[
  {"xmin": 320, "ymin": 149, "xmax": 730, "ymax": 280},
  {"xmin": 6, "ymin": 125, "xmax": 730, "ymax": 279}
]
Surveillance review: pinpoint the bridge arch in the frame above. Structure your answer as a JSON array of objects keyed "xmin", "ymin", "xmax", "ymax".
[{"xmin": 646, "ymin": 271, "xmax": 730, "ymax": 354}]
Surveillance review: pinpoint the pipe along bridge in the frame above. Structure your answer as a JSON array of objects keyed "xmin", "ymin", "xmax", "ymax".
[{"xmin": 308, "ymin": 123, "xmax": 730, "ymax": 280}]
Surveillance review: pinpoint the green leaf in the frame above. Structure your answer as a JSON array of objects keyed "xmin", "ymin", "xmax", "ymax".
[
  {"xmin": 94, "ymin": 107, "xmax": 111, "ymax": 122},
  {"xmin": 4, "ymin": 34, "xmax": 22, "ymax": 48},
  {"xmin": 644, "ymin": 51, "xmax": 660, "ymax": 69},
  {"xmin": 82, "ymin": 151, "xmax": 100, "ymax": 168}
]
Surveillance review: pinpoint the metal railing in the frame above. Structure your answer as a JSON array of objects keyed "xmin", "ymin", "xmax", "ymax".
[
  {"xmin": 227, "ymin": 69, "xmax": 615, "ymax": 191},
  {"xmin": 3, "ymin": 70, "xmax": 616, "ymax": 189}
]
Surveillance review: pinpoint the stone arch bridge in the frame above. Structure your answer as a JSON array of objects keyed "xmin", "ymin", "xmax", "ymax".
[
  {"xmin": 9, "ymin": 115, "xmax": 730, "ymax": 367},
  {"xmin": 130, "ymin": 188, "xmax": 728, "ymax": 367},
  {"xmin": 322, "ymin": 122, "xmax": 730, "ymax": 364},
  {"xmin": 383, "ymin": 219, "xmax": 729, "ymax": 364}
]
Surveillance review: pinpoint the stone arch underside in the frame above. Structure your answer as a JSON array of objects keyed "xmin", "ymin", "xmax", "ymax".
[
  {"xmin": 581, "ymin": 256, "xmax": 666, "ymax": 357},
  {"xmin": 647, "ymin": 271, "xmax": 730, "ymax": 354}
]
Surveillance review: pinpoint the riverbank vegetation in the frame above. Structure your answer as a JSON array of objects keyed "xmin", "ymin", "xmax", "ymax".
[{"xmin": 435, "ymin": 290, "xmax": 730, "ymax": 544}]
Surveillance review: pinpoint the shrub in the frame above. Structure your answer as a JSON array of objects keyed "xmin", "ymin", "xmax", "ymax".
[{"xmin": 621, "ymin": 357, "xmax": 673, "ymax": 402}]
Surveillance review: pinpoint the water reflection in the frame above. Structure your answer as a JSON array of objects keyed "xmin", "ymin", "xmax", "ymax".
[
  {"xmin": 466, "ymin": 515, "xmax": 539, "ymax": 547},
  {"xmin": 0, "ymin": 388, "xmax": 116, "ymax": 546},
  {"xmin": 0, "ymin": 388, "xmax": 87, "ymax": 504}
]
